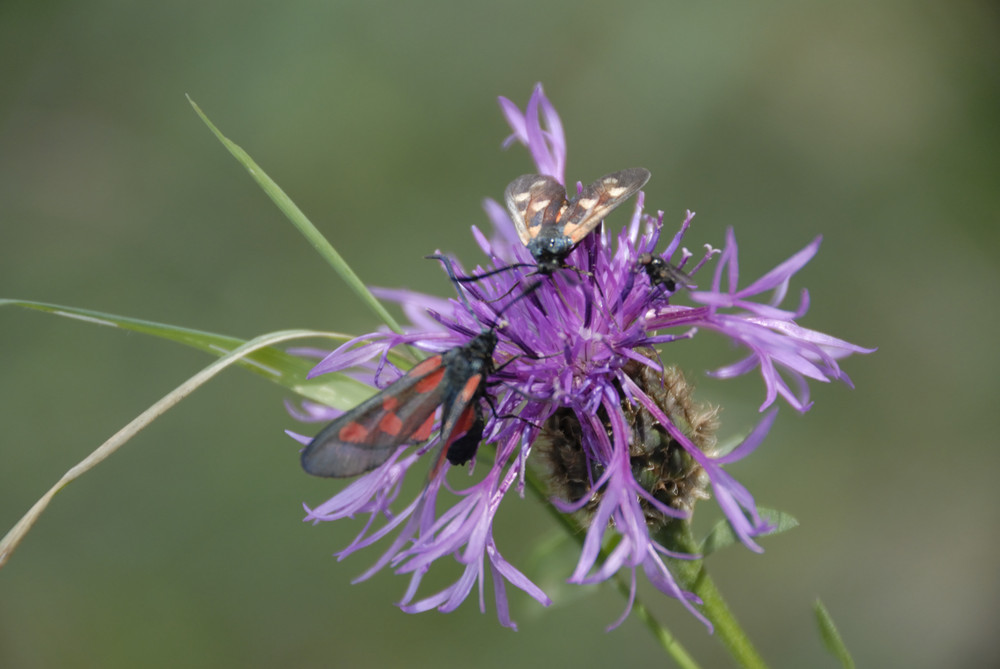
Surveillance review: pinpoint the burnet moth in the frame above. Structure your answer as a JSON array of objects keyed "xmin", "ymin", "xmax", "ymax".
[
  {"xmin": 299, "ymin": 330, "xmax": 497, "ymax": 479},
  {"xmin": 637, "ymin": 253, "xmax": 693, "ymax": 293},
  {"xmin": 300, "ymin": 258, "xmax": 537, "ymax": 479},
  {"xmin": 504, "ymin": 168, "xmax": 651, "ymax": 275}
]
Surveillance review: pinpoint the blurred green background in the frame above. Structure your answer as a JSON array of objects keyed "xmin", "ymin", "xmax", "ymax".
[{"xmin": 2, "ymin": 1, "xmax": 998, "ymax": 667}]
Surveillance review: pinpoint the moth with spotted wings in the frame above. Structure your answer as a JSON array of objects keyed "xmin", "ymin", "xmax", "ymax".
[
  {"xmin": 300, "ymin": 330, "xmax": 496, "ymax": 479},
  {"xmin": 299, "ymin": 253, "xmax": 544, "ymax": 481},
  {"xmin": 504, "ymin": 168, "xmax": 651, "ymax": 274}
]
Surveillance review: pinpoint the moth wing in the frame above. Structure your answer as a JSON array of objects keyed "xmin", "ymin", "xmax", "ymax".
[
  {"xmin": 445, "ymin": 404, "xmax": 485, "ymax": 467},
  {"xmin": 301, "ymin": 356, "xmax": 449, "ymax": 478},
  {"xmin": 428, "ymin": 372, "xmax": 485, "ymax": 479},
  {"xmin": 504, "ymin": 174, "xmax": 567, "ymax": 245},
  {"xmin": 559, "ymin": 168, "xmax": 651, "ymax": 244}
]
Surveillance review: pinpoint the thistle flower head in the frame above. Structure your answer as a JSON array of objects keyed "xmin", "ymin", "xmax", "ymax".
[{"xmin": 293, "ymin": 83, "xmax": 874, "ymax": 630}]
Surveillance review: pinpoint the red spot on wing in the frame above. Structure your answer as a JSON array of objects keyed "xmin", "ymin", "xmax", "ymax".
[
  {"xmin": 381, "ymin": 396, "xmax": 399, "ymax": 412},
  {"xmin": 377, "ymin": 411, "xmax": 404, "ymax": 437},
  {"xmin": 432, "ymin": 404, "xmax": 479, "ymax": 480},
  {"xmin": 338, "ymin": 421, "xmax": 369, "ymax": 443},
  {"xmin": 451, "ymin": 404, "xmax": 476, "ymax": 438},
  {"xmin": 437, "ymin": 376, "xmax": 482, "ymax": 452},
  {"xmin": 409, "ymin": 355, "xmax": 443, "ymax": 378},
  {"xmin": 414, "ymin": 366, "xmax": 446, "ymax": 394},
  {"xmin": 412, "ymin": 412, "xmax": 436, "ymax": 442},
  {"xmin": 458, "ymin": 375, "xmax": 482, "ymax": 402}
]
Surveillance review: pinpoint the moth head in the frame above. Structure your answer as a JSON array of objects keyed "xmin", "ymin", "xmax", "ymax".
[{"xmin": 527, "ymin": 235, "xmax": 576, "ymax": 274}]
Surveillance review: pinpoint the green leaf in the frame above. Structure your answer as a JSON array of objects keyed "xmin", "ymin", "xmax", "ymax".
[
  {"xmin": 699, "ymin": 507, "xmax": 799, "ymax": 557},
  {"xmin": 186, "ymin": 96, "xmax": 404, "ymax": 335},
  {"xmin": 814, "ymin": 600, "xmax": 856, "ymax": 669},
  {"xmin": 1, "ymin": 298, "xmax": 372, "ymax": 410}
]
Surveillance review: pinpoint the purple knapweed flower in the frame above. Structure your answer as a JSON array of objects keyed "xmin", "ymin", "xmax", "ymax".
[{"xmin": 293, "ymin": 83, "xmax": 874, "ymax": 630}]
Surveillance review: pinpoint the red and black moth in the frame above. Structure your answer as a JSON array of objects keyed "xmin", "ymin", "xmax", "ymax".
[
  {"xmin": 504, "ymin": 168, "xmax": 651, "ymax": 274},
  {"xmin": 300, "ymin": 330, "xmax": 497, "ymax": 479},
  {"xmin": 637, "ymin": 253, "xmax": 693, "ymax": 292}
]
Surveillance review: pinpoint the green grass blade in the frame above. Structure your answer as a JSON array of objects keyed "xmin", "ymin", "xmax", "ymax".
[
  {"xmin": 186, "ymin": 96, "xmax": 403, "ymax": 335},
  {"xmin": 0, "ymin": 328, "xmax": 346, "ymax": 569},
  {"xmin": 814, "ymin": 600, "xmax": 856, "ymax": 669},
  {"xmin": 1, "ymin": 298, "xmax": 372, "ymax": 409}
]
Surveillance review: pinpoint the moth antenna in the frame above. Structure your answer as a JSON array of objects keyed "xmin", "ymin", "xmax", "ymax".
[
  {"xmin": 484, "ymin": 282, "xmax": 519, "ymax": 305},
  {"xmin": 482, "ymin": 394, "xmax": 542, "ymax": 431},
  {"xmin": 491, "ymin": 279, "xmax": 543, "ymax": 322},
  {"xmin": 452, "ymin": 263, "xmax": 535, "ymax": 282},
  {"xmin": 427, "ymin": 254, "xmax": 480, "ymax": 322},
  {"xmin": 428, "ymin": 253, "xmax": 542, "ymax": 330}
]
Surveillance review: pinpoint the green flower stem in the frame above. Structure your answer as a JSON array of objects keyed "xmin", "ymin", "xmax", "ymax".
[
  {"xmin": 187, "ymin": 97, "xmax": 404, "ymax": 336},
  {"xmin": 662, "ymin": 523, "xmax": 769, "ymax": 669},
  {"xmin": 522, "ymin": 465, "xmax": 701, "ymax": 669}
]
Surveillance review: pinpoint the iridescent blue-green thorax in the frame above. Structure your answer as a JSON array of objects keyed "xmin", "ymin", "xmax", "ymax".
[{"xmin": 527, "ymin": 234, "xmax": 575, "ymax": 274}]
